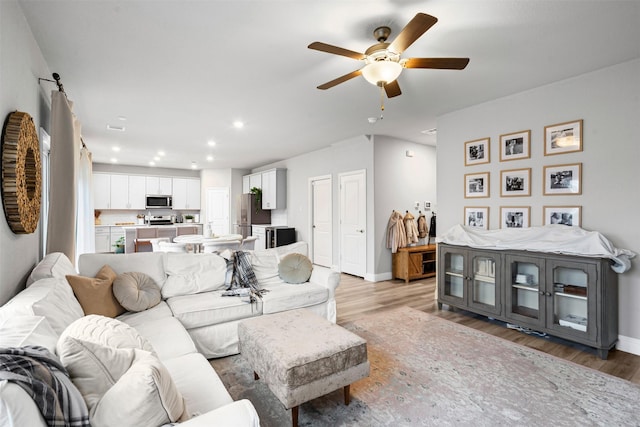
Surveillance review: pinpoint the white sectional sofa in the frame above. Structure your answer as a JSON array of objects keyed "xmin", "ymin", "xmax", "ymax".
[{"xmin": 0, "ymin": 242, "xmax": 340, "ymax": 427}]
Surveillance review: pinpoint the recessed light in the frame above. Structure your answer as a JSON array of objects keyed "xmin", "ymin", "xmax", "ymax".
[
  {"xmin": 157, "ymin": 151, "xmax": 165, "ymax": 156},
  {"xmin": 110, "ymin": 158, "xmax": 118, "ymax": 163},
  {"xmin": 106, "ymin": 124, "xmax": 125, "ymax": 132},
  {"xmin": 112, "ymin": 146, "xmax": 120, "ymax": 152},
  {"xmin": 206, "ymin": 155, "xmax": 214, "ymax": 162},
  {"xmin": 233, "ymin": 120, "xmax": 244, "ymax": 129},
  {"xmin": 207, "ymin": 140, "xmax": 216, "ymax": 147},
  {"xmin": 149, "ymin": 161, "xmax": 155, "ymax": 166},
  {"xmin": 367, "ymin": 117, "xmax": 377, "ymax": 124},
  {"xmin": 117, "ymin": 116, "xmax": 127, "ymax": 121},
  {"xmin": 153, "ymin": 156, "xmax": 160, "ymax": 161},
  {"xmin": 191, "ymin": 162, "xmax": 197, "ymax": 169},
  {"xmin": 421, "ymin": 128, "xmax": 437, "ymax": 135}
]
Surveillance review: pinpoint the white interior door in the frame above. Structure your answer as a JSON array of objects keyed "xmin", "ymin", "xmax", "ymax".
[
  {"xmin": 339, "ymin": 170, "xmax": 366, "ymax": 277},
  {"xmin": 206, "ymin": 187, "xmax": 229, "ymax": 235},
  {"xmin": 310, "ymin": 176, "xmax": 332, "ymax": 267}
]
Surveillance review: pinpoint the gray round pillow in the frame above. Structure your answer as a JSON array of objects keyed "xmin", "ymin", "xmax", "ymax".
[
  {"xmin": 113, "ymin": 272, "xmax": 161, "ymax": 312},
  {"xmin": 278, "ymin": 253, "xmax": 313, "ymax": 284}
]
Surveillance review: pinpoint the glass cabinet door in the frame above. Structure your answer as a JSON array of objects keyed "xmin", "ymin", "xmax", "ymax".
[
  {"xmin": 547, "ymin": 260, "xmax": 597, "ymax": 340},
  {"xmin": 442, "ymin": 251, "xmax": 465, "ymax": 300},
  {"xmin": 505, "ymin": 255, "xmax": 544, "ymax": 328},
  {"xmin": 468, "ymin": 252, "xmax": 501, "ymax": 315}
]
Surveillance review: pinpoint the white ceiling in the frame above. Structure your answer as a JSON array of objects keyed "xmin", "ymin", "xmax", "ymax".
[{"xmin": 18, "ymin": 1, "xmax": 640, "ymax": 171}]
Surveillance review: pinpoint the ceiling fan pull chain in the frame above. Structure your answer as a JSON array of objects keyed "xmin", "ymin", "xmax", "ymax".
[{"xmin": 379, "ymin": 85, "xmax": 385, "ymax": 119}]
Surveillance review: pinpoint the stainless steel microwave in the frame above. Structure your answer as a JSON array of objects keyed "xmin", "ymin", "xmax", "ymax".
[{"xmin": 146, "ymin": 195, "xmax": 172, "ymax": 209}]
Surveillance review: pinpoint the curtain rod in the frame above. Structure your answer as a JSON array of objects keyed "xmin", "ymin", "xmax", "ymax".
[{"xmin": 38, "ymin": 72, "xmax": 65, "ymax": 94}]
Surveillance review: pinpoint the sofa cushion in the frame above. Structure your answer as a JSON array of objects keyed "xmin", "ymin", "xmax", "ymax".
[
  {"xmin": 278, "ymin": 253, "xmax": 313, "ymax": 284},
  {"xmin": 129, "ymin": 317, "xmax": 197, "ymax": 361},
  {"xmin": 0, "ymin": 315, "xmax": 58, "ymax": 355},
  {"xmin": 113, "ymin": 271, "xmax": 161, "ymax": 312},
  {"xmin": 0, "ymin": 277, "xmax": 84, "ymax": 337},
  {"xmin": 261, "ymin": 282, "xmax": 329, "ymax": 314},
  {"xmin": 116, "ymin": 301, "xmax": 173, "ymax": 328},
  {"xmin": 78, "ymin": 252, "xmax": 167, "ymax": 290},
  {"xmin": 166, "ymin": 292, "xmax": 262, "ymax": 329},
  {"xmin": 249, "ymin": 250, "xmax": 281, "ymax": 286},
  {"xmin": 162, "ymin": 253, "xmax": 228, "ymax": 298},
  {"xmin": 26, "ymin": 252, "xmax": 77, "ymax": 286},
  {"xmin": 91, "ymin": 350, "xmax": 187, "ymax": 426},
  {"xmin": 66, "ymin": 265, "xmax": 126, "ymax": 318}
]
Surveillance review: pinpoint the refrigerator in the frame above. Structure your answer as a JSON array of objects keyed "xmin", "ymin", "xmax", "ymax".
[{"xmin": 235, "ymin": 193, "xmax": 271, "ymax": 238}]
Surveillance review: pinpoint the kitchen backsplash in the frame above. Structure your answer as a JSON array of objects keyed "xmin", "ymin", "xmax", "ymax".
[{"xmin": 96, "ymin": 210, "xmax": 199, "ymax": 225}]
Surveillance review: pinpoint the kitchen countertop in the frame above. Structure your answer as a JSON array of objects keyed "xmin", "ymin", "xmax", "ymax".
[{"xmin": 98, "ymin": 223, "xmax": 204, "ymax": 228}]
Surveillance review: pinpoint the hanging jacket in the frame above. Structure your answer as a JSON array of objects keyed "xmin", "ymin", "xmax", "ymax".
[
  {"xmin": 404, "ymin": 211, "xmax": 419, "ymax": 244},
  {"xmin": 417, "ymin": 213, "xmax": 428, "ymax": 238},
  {"xmin": 386, "ymin": 210, "xmax": 407, "ymax": 253}
]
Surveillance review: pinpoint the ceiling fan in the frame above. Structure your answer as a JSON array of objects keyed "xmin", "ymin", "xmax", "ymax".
[{"xmin": 308, "ymin": 13, "xmax": 469, "ymax": 98}]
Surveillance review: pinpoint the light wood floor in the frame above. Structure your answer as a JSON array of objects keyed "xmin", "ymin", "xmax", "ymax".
[{"xmin": 335, "ymin": 274, "xmax": 640, "ymax": 385}]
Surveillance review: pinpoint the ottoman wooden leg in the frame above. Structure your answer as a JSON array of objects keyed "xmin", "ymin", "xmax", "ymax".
[
  {"xmin": 291, "ymin": 405, "xmax": 299, "ymax": 427},
  {"xmin": 344, "ymin": 384, "xmax": 351, "ymax": 405},
  {"xmin": 254, "ymin": 371, "xmax": 259, "ymax": 380}
]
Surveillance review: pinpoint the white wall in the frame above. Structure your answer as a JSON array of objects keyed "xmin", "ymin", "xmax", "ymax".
[
  {"xmin": 0, "ymin": 1, "xmax": 52, "ymax": 304},
  {"xmin": 437, "ymin": 59, "xmax": 640, "ymax": 352}
]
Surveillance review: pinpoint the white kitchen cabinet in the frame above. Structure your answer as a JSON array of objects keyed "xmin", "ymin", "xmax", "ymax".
[
  {"xmin": 249, "ymin": 173, "xmax": 262, "ymax": 191},
  {"xmin": 172, "ymin": 178, "xmax": 201, "ymax": 210},
  {"xmin": 261, "ymin": 168, "xmax": 286, "ymax": 209},
  {"xmin": 252, "ymin": 225, "xmax": 268, "ymax": 250},
  {"xmin": 146, "ymin": 176, "xmax": 172, "ymax": 195},
  {"xmin": 95, "ymin": 226, "xmax": 111, "ymax": 253},
  {"xmin": 93, "ymin": 173, "xmax": 111, "ymax": 209},
  {"xmin": 110, "ymin": 175, "xmax": 145, "ymax": 209}
]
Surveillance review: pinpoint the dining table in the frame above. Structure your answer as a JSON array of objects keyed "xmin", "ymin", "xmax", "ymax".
[{"xmin": 173, "ymin": 234, "xmax": 243, "ymax": 252}]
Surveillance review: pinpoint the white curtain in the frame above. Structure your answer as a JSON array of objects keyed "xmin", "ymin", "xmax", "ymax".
[
  {"xmin": 76, "ymin": 146, "xmax": 95, "ymax": 263},
  {"xmin": 47, "ymin": 90, "xmax": 92, "ymax": 264}
]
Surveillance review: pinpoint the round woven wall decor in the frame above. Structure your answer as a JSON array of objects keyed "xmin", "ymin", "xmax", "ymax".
[{"xmin": 1, "ymin": 111, "xmax": 42, "ymax": 234}]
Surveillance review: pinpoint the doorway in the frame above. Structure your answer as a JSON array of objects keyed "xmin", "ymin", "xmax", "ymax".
[
  {"xmin": 309, "ymin": 175, "xmax": 332, "ymax": 267},
  {"xmin": 339, "ymin": 169, "xmax": 366, "ymax": 277}
]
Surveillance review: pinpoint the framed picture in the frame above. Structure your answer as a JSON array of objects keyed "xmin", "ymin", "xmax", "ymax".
[
  {"xmin": 500, "ymin": 206, "xmax": 530, "ymax": 229},
  {"xmin": 465, "ymin": 137, "xmax": 490, "ymax": 166},
  {"xmin": 464, "ymin": 207, "xmax": 489, "ymax": 229},
  {"xmin": 545, "ymin": 119, "xmax": 582, "ymax": 155},
  {"xmin": 543, "ymin": 163, "xmax": 582, "ymax": 195},
  {"xmin": 500, "ymin": 130, "xmax": 530, "ymax": 161},
  {"xmin": 464, "ymin": 172, "xmax": 490, "ymax": 198},
  {"xmin": 500, "ymin": 168, "xmax": 531, "ymax": 197},
  {"xmin": 543, "ymin": 206, "xmax": 582, "ymax": 227}
]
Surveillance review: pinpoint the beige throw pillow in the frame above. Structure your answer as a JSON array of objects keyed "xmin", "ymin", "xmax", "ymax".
[
  {"xmin": 66, "ymin": 265, "xmax": 125, "ymax": 317},
  {"xmin": 113, "ymin": 272, "xmax": 161, "ymax": 312},
  {"xmin": 278, "ymin": 253, "xmax": 313, "ymax": 284}
]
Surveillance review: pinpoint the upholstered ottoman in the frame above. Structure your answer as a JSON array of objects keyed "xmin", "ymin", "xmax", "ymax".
[{"xmin": 238, "ymin": 308, "xmax": 369, "ymax": 427}]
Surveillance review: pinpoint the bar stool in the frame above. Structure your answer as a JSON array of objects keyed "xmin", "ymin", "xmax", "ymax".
[{"xmin": 134, "ymin": 227, "xmax": 158, "ymax": 252}]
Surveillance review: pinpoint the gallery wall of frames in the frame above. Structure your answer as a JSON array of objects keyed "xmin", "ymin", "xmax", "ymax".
[{"xmin": 462, "ymin": 119, "xmax": 583, "ymax": 230}]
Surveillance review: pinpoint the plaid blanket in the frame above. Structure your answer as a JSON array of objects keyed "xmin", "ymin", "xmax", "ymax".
[
  {"xmin": 0, "ymin": 346, "xmax": 90, "ymax": 427},
  {"xmin": 222, "ymin": 250, "xmax": 268, "ymax": 303}
]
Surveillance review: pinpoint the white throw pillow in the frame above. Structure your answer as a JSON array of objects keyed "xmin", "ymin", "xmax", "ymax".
[
  {"xmin": 162, "ymin": 253, "xmax": 227, "ymax": 298},
  {"xmin": 91, "ymin": 350, "xmax": 187, "ymax": 426},
  {"xmin": 113, "ymin": 271, "xmax": 162, "ymax": 312}
]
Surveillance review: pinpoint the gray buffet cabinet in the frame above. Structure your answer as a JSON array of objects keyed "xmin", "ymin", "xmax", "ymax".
[{"xmin": 437, "ymin": 243, "xmax": 618, "ymax": 359}]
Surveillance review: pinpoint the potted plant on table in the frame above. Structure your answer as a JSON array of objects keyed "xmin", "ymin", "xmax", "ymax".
[{"xmin": 112, "ymin": 236, "xmax": 125, "ymax": 254}]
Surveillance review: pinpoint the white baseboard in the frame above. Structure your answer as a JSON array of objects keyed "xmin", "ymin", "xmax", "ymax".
[
  {"xmin": 616, "ymin": 335, "xmax": 640, "ymax": 356},
  {"xmin": 365, "ymin": 272, "xmax": 392, "ymax": 282}
]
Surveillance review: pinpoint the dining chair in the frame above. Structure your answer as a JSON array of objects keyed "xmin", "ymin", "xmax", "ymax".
[
  {"xmin": 202, "ymin": 240, "xmax": 241, "ymax": 253},
  {"xmin": 149, "ymin": 237, "xmax": 171, "ymax": 252},
  {"xmin": 157, "ymin": 241, "xmax": 188, "ymax": 253},
  {"xmin": 240, "ymin": 236, "xmax": 258, "ymax": 250},
  {"xmin": 134, "ymin": 227, "xmax": 158, "ymax": 252}
]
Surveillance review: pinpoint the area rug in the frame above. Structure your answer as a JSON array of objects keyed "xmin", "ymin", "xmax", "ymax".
[{"xmin": 210, "ymin": 307, "xmax": 640, "ymax": 426}]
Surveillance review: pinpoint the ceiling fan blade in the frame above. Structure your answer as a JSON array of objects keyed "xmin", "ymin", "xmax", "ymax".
[
  {"xmin": 403, "ymin": 57, "xmax": 470, "ymax": 70},
  {"xmin": 308, "ymin": 42, "xmax": 365, "ymax": 60},
  {"xmin": 388, "ymin": 13, "xmax": 438, "ymax": 54},
  {"xmin": 384, "ymin": 80, "xmax": 402, "ymax": 98},
  {"xmin": 317, "ymin": 69, "xmax": 363, "ymax": 90}
]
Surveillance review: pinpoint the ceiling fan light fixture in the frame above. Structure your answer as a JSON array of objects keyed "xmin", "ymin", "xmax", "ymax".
[{"xmin": 362, "ymin": 60, "xmax": 402, "ymax": 87}]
